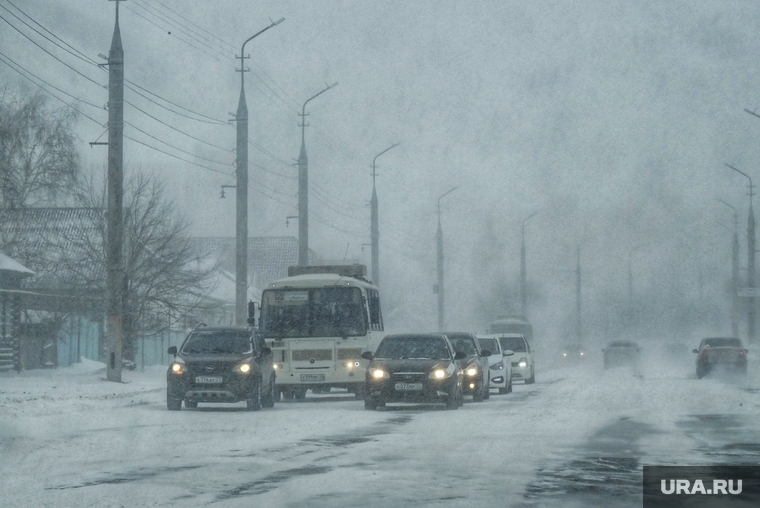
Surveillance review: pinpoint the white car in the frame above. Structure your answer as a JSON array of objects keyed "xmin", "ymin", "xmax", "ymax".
[
  {"xmin": 476, "ymin": 335, "xmax": 514, "ymax": 394},
  {"xmin": 497, "ymin": 333, "xmax": 535, "ymax": 384}
]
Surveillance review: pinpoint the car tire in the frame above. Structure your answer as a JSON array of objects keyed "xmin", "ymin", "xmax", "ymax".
[
  {"xmin": 473, "ymin": 381, "xmax": 484, "ymax": 402},
  {"xmin": 184, "ymin": 400, "xmax": 198, "ymax": 409},
  {"xmin": 483, "ymin": 380, "xmax": 490, "ymax": 400},
  {"xmin": 167, "ymin": 394, "xmax": 182, "ymax": 411},
  {"xmin": 354, "ymin": 384, "xmax": 365, "ymax": 400},
  {"xmin": 498, "ymin": 387, "xmax": 508, "ymax": 395},
  {"xmin": 294, "ymin": 388, "xmax": 307, "ymax": 400},
  {"xmin": 446, "ymin": 385, "xmax": 459, "ymax": 410},
  {"xmin": 696, "ymin": 367, "xmax": 704, "ymax": 379},
  {"xmin": 525, "ymin": 368, "xmax": 535, "ymax": 384},
  {"xmin": 261, "ymin": 375, "xmax": 276, "ymax": 408},
  {"xmin": 246, "ymin": 378, "xmax": 262, "ymax": 411},
  {"xmin": 507, "ymin": 379, "xmax": 513, "ymax": 393},
  {"xmin": 364, "ymin": 397, "xmax": 379, "ymax": 410}
]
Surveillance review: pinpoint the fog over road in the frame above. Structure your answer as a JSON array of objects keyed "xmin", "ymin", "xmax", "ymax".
[{"xmin": 2, "ymin": 350, "xmax": 759, "ymax": 507}]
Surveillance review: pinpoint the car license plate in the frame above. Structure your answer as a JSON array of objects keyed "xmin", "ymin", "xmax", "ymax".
[
  {"xmin": 395, "ymin": 382, "xmax": 423, "ymax": 391},
  {"xmin": 195, "ymin": 376, "xmax": 222, "ymax": 384},
  {"xmin": 300, "ymin": 374, "xmax": 325, "ymax": 382}
]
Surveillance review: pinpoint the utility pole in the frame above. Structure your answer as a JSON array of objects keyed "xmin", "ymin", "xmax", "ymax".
[
  {"xmin": 725, "ymin": 164, "xmax": 755, "ymax": 343},
  {"xmin": 297, "ymin": 83, "xmax": 337, "ymax": 266},
  {"xmin": 234, "ymin": 18, "xmax": 283, "ymax": 325},
  {"xmin": 575, "ymin": 238, "xmax": 589, "ymax": 349},
  {"xmin": 718, "ymin": 199, "xmax": 740, "ymax": 337},
  {"xmin": 436, "ymin": 186, "xmax": 458, "ymax": 332},
  {"xmin": 370, "ymin": 142, "xmax": 400, "ymax": 286},
  {"xmin": 520, "ymin": 212, "xmax": 537, "ymax": 318},
  {"xmin": 105, "ymin": 0, "xmax": 124, "ymax": 383}
]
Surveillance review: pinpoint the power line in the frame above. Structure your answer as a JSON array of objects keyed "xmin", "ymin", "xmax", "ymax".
[
  {"xmin": 125, "ymin": 134, "xmax": 233, "ymax": 177},
  {"xmin": 137, "ymin": 0, "xmax": 232, "ymax": 56},
  {"xmin": 155, "ymin": 0, "xmax": 236, "ymax": 52},
  {"xmin": 124, "ymin": 120, "xmax": 230, "ymax": 167}
]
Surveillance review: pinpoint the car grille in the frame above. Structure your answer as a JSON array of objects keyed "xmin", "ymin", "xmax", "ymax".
[
  {"xmin": 392, "ymin": 372, "xmax": 426, "ymax": 382},
  {"xmin": 292, "ymin": 349, "xmax": 333, "ymax": 362}
]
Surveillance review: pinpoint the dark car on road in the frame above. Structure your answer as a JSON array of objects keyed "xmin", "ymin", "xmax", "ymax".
[
  {"xmin": 445, "ymin": 331, "xmax": 493, "ymax": 401},
  {"xmin": 693, "ymin": 337, "xmax": 748, "ymax": 378},
  {"xmin": 166, "ymin": 326, "xmax": 276, "ymax": 410},
  {"xmin": 362, "ymin": 333, "xmax": 466, "ymax": 410},
  {"xmin": 603, "ymin": 340, "xmax": 641, "ymax": 369}
]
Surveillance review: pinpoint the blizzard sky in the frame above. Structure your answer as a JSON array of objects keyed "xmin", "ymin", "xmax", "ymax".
[{"xmin": 3, "ymin": 1, "xmax": 760, "ymax": 340}]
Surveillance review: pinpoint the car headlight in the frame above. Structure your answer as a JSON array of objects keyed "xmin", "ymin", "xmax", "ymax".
[
  {"xmin": 429, "ymin": 368, "xmax": 449, "ymax": 379},
  {"xmin": 233, "ymin": 363, "xmax": 252, "ymax": 374},
  {"xmin": 465, "ymin": 366, "xmax": 479, "ymax": 376},
  {"xmin": 490, "ymin": 360, "xmax": 504, "ymax": 370},
  {"xmin": 518, "ymin": 358, "xmax": 527, "ymax": 368},
  {"xmin": 369, "ymin": 368, "xmax": 389, "ymax": 379},
  {"xmin": 170, "ymin": 362, "xmax": 186, "ymax": 375}
]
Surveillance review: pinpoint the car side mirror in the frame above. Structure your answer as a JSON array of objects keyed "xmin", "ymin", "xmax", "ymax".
[
  {"xmin": 260, "ymin": 346, "xmax": 272, "ymax": 356},
  {"xmin": 454, "ymin": 351, "xmax": 467, "ymax": 360},
  {"xmin": 480, "ymin": 350, "xmax": 492, "ymax": 357},
  {"xmin": 361, "ymin": 351, "xmax": 373, "ymax": 360},
  {"xmin": 167, "ymin": 346, "xmax": 177, "ymax": 356},
  {"xmin": 692, "ymin": 349, "xmax": 699, "ymax": 354},
  {"xmin": 502, "ymin": 349, "xmax": 514, "ymax": 357}
]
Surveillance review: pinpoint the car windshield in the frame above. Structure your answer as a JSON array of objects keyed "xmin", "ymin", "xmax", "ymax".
[
  {"xmin": 703, "ymin": 338, "xmax": 742, "ymax": 348},
  {"xmin": 499, "ymin": 336, "xmax": 527, "ymax": 352},
  {"xmin": 447, "ymin": 336, "xmax": 477, "ymax": 356},
  {"xmin": 375, "ymin": 337, "xmax": 450, "ymax": 359},
  {"xmin": 181, "ymin": 330, "xmax": 253, "ymax": 354},
  {"xmin": 477, "ymin": 338, "xmax": 499, "ymax": 355}
]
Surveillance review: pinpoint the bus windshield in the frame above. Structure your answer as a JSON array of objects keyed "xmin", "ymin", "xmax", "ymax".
[{"xmin": 259, "ymin": 287, "xmax": 368, "ymax": 338}]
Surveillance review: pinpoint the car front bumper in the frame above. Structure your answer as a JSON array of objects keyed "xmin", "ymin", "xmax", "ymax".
[{"xmin": 365, "ymin": 376, "xmax": 458, "ymax": 404}]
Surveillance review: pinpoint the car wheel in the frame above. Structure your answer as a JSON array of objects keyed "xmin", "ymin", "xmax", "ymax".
[
  {"xmin": 696, "ymin": 367, "xmax": 704, "ymax": 379},
  {"xmin": 261, "ymin": 375, "xmax": 276, "ymax": 408},
  {"xmin": 364, "ymin": 397, "xmax": 379, "ymax": 410},
  {"xmin": 246, "ymin": 378, "xmax": 262, "ymax": 411},
  {"xmin": 167, "ymin": 394, "xmax": 182, "ymax": 411},
  {"xmin": 473, "ymin": 381, "xmax": 484, "ymax": 402},
  {"xmin": 525, "ymin": 368, "xmax": 535, "ymax": 384},
  {"xmin": 294, "ymin": 388, "xmax": 307, "ymax": 400},
  {"xmin": 498, "ymin": 387, "xmax": 508, "ymax": 395},
  {"xmin": 483, "ymin": 380, "xmax": 490, "ymax": 400},
  {"xmin": 507, "ymin": 379, "xmax": 513, "ymax": 393},
  {"xmin": 354, "ymin": 384, "xmax": 365, "ymax": 400},
  {"xmin": 184, "ymin": 400, "xmax": 198, "ymax": 409},
  {"xmin": 446, "ymin": 385, "xmax": 459, "ymax": 410}
]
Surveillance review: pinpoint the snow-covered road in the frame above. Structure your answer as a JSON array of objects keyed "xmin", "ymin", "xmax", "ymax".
[{"xmin": 2, "ymin": 352, "xmax": 759, "ymax": 507}]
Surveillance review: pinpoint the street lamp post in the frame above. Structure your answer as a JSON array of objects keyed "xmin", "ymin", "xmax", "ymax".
[
  {"xmin": 369, "ymin": 142, "xmax": 400, "ymax": 286},
  {"xmin": 234, "ymin": 18, "xmax": 283, "ymax": 325},
  {"xmin": 297, "ymin": 82, "xmax": 338, "ymax": 266},
  {"xmin": 520, "ymin": 212, "xmax": 538, "ymax": 318},
  {"xmin": 437, "ymin": 186, "xmax": 459, "ymax": 332},
  {"xmin": 725, "ymin": 163, "xmax": 755, "ymax": 343},
  {"xmin": 718, "ymin": 198, "xmax": 740, "ymax": 337}
]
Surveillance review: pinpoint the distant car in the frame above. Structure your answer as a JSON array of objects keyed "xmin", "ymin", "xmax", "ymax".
[
  {"xmin": 561, "ymin": 344, "xmax": 587, "ymax": 361},
  {"xmin": 498, "ymin": 333, "xmax": 535, "ymax": 384},
  {"xmin": 166, "ymin": 326, "xmax": 276, "ymax": 411},
  {"xmin": 693, "ymin": 337, "xmax": 748, "ymax": 378},
  {"xmin": 603, "ymin": 341, "xmax": 641, "ymax": 369},
  {"xmin": 445, "ymin": 332, "xmax": 492, "ymax": 402},
  {"xmin": 477, "ymin": 335, "xmax": 515, "ymax": 394},
  {"xmin": 362, "ymin": 333, "xmax": 466, "ymax": 410}
]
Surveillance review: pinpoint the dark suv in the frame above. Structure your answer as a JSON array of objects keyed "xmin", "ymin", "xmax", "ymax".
[
  {"xmin": 166, "ymin": 326, "xmax": 276, "ymax": 410},
  {"xmin": 693, "ymin": 337, "xmax": 748, "ymax": 378},
  {"xmin": 444, "ymin": 332, "xmax": 492, "ymax": 402}
]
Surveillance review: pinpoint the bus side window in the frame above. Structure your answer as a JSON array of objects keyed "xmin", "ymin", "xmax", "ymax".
[{"xmin": 367, "ymin": 289, "xmax": 383, "ymax": 331}]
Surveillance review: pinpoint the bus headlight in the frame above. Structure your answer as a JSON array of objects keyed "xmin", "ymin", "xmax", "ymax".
[{"xmin": 345, "ymin": 361, "xmax": 361, "ymax": 369}]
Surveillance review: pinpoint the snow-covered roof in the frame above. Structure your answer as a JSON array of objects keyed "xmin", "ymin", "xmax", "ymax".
[{"xmin": 0, "ymin": 252, "xmax": 34, "ymax": 275}]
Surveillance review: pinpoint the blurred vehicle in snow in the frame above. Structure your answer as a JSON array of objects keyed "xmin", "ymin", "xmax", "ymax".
[
  {"xmin": 362, "ymin": 333, "xmax": 466, "ymax": 410},
  {"xmin": 166, "ymin": 326, "xmax": 276, "ymax": 411},
  {"xmin": 560, "ymin": 344, "xmax": 587, "ymax": 362},
  {"xmin": 496, "ymin": 333, "xmax": 535, "ymax": 384},
  {"xmin": 602, "ymin": 341, "xmax": 641, "ymax": 369},
  {"xmin": 476, "ymin": 335, "xmax": 515, "ymax": 394},
  {"xmin": 445, "ymin": 332, "xmax": 492, "ymax": 402},
  {"xmin": 693, "ymin": 337, "xmax": 748, "ymax": 379}
]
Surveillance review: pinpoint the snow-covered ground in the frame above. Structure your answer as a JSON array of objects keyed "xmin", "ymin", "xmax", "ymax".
[{"xmin": 1, "ymin": 349, "xmax": 759, "ymax": 507}]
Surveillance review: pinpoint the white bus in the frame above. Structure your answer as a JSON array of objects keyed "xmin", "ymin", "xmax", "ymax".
[{"xmin": 257, "ymin": 264, "xmax": 385, "ymax": 400}]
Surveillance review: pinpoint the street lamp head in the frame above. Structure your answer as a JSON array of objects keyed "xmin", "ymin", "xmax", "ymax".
[{"xmin": 273, "ymin": 17, "xmax": 285, "ymax": 25}]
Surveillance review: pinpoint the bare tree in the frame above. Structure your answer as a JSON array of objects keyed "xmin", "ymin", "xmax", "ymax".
[
  {"xmin": 0, "ymin": 90, "xmax": 80, "ymax": 209},
  {"xmin": 65, "ymin": 171, "xmax": 218, "ymax": 362}
]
